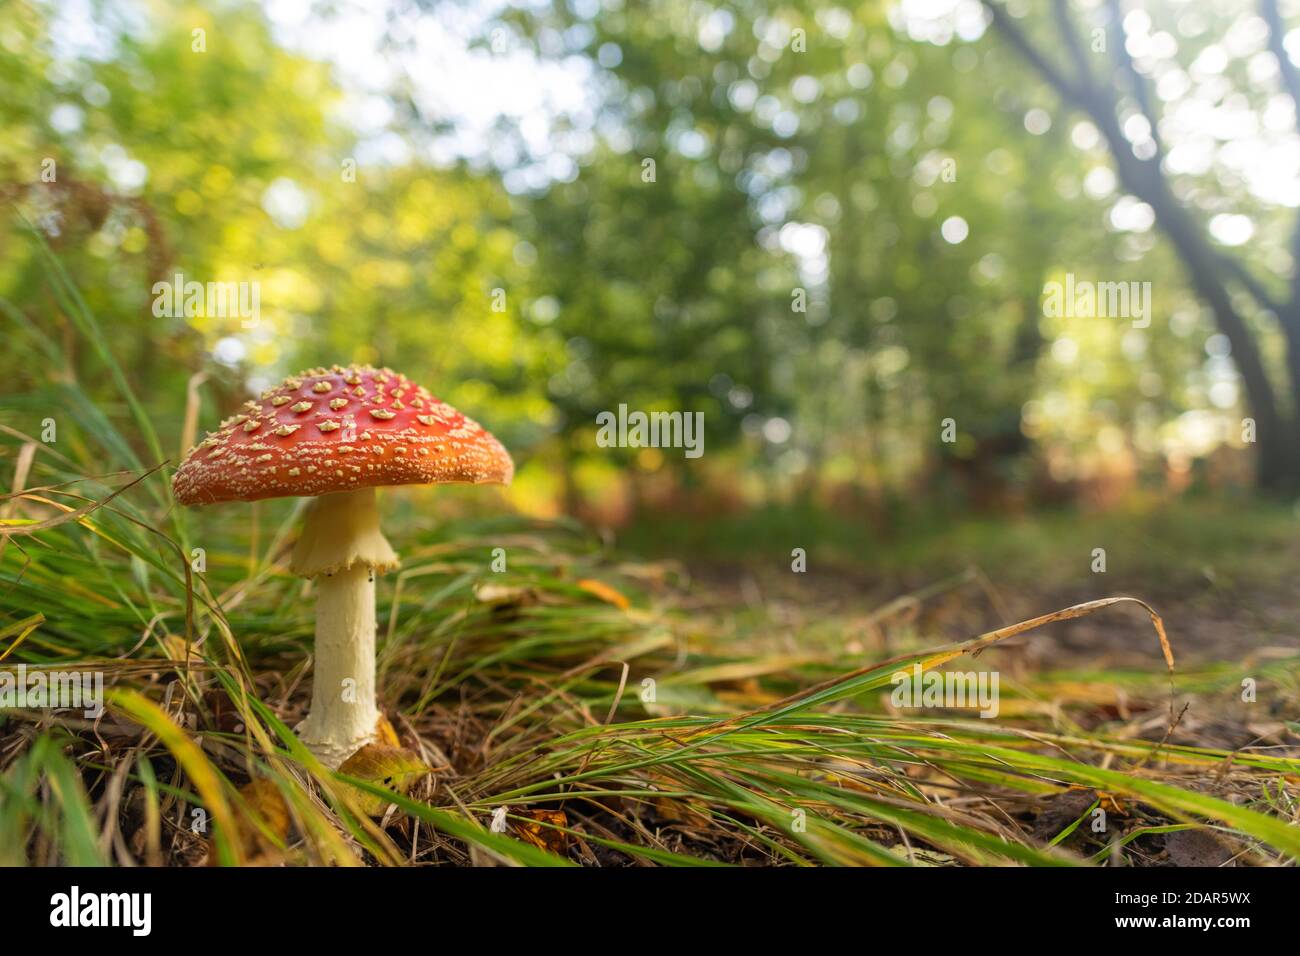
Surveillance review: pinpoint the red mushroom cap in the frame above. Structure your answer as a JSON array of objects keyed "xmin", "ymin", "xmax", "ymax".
[{"xmin": 173, "ymin": 365, "xmax": 514, "ymax": 505}]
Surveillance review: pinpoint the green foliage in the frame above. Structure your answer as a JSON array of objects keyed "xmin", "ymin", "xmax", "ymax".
[{"xmin": 0, "ymin": 0, "xmax": 1275, "ymax": 504}]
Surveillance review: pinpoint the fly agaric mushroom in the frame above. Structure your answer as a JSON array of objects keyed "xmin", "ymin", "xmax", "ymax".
[{"xmin": 173, "ymin": 365, "xmax": 513, "ymax": 767}]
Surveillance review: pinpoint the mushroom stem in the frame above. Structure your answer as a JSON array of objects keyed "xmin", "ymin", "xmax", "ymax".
[
  {"xmin": 298, "ymin": 564, "xmax": 381, "ymax": 767},
  {"xmin": 290, "ymin": 487, "xmax": 399, "ymax": 768}
]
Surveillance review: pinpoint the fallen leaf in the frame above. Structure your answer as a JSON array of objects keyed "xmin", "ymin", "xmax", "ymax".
[
  {"xmin": 512, "ymin": 809, "xmax": 569, "ymax": 853},
  {"xmin": 240, "ymin": 779, "xmax": 290, "ymax": 843},
  {"xmin": 338, "ymin": 744, "xmax": 430, "ymax": 817},
  {"xmin": 576, "ymin": 578, "xmax": 630, "ymax": 610},
  {"xmin": 375, "ymin": 713, "xmax": 401, "ymax": 747},
  {"xmin": 208, "ymin": 778, "xmax": 290, "ymax": 866}
]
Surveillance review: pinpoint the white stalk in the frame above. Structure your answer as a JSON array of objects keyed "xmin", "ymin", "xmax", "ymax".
[
  {"xmin": 296, "ymin": 564, "xmax": 381, "ymax": 767},
  {"xmin": 290, "ymin": 487, "xmax": 398, "ymax": 768}
]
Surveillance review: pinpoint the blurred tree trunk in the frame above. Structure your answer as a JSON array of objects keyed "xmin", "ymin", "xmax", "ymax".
[
  {"xmin": 559, "ymin": 434, "xmax": 582, "ymax": 517},
  {"xmin": 984, "ymin": 0, "xmax": 1300, "ymax": 492}
]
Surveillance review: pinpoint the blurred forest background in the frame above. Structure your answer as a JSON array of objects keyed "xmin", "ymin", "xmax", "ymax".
[{"xmin": 4, "ymin": 0, "xmax": 1300, "ymax": 547}]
